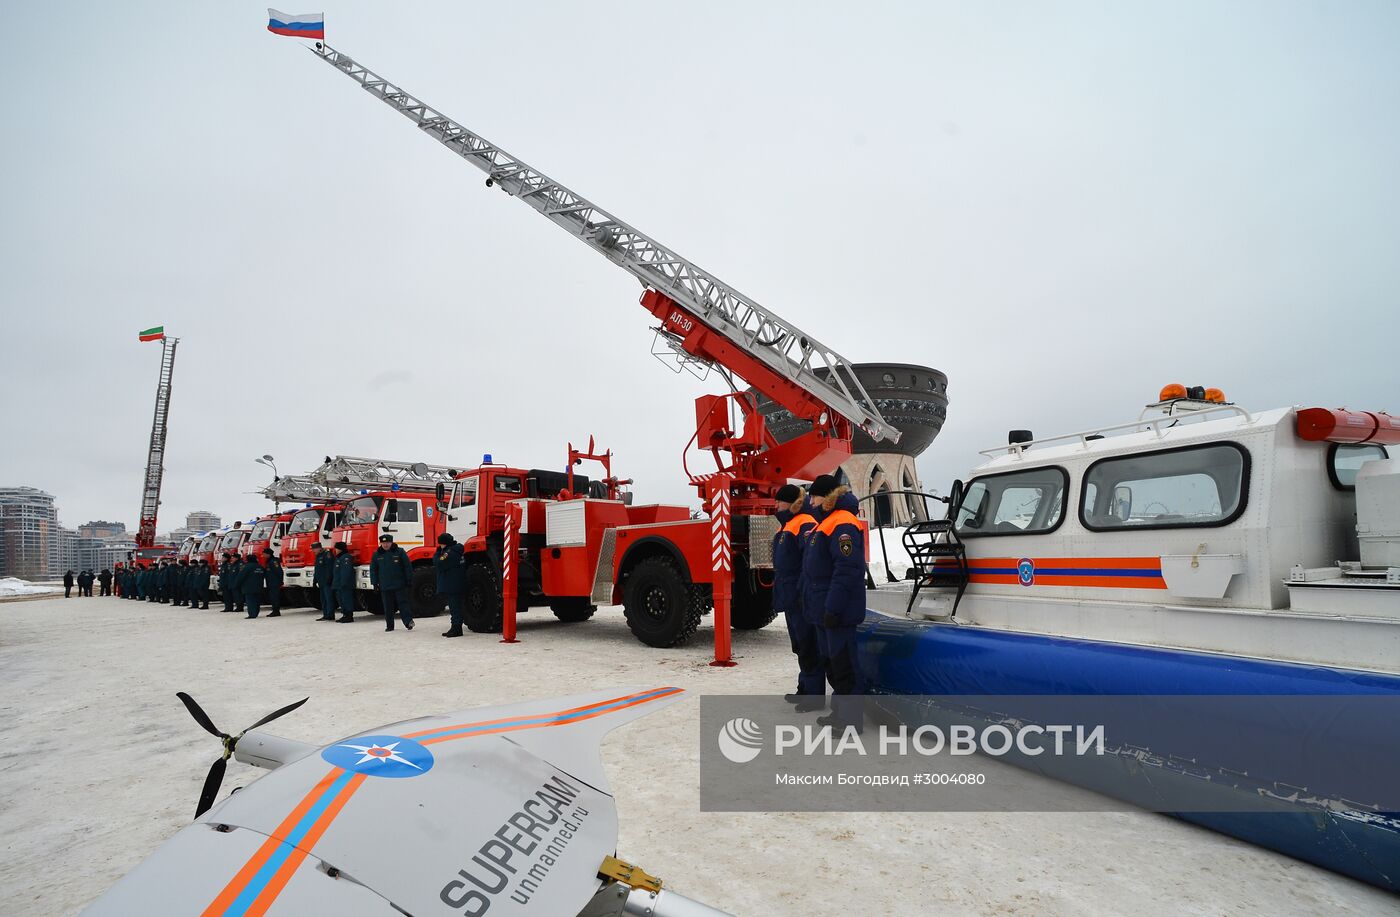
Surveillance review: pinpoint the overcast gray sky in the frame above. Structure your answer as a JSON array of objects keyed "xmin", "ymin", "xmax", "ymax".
[{"xmin": 2, "ymin": 1, "xmax": 1397, "ymax": 532}]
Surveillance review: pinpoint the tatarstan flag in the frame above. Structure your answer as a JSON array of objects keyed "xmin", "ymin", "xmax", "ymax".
[{"xmin": 139, "ymin": 325, "xmax": 165, "ymax": 342}]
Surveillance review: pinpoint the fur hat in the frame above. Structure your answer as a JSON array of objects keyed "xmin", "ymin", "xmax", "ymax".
[
  {"xmin": 808, "ymin": 474, "xmax": 840, "ymax": 499},
  {"xmin": 774, "ymin": 484, "xmax": 802, "ymax": 504},
  {"xmin": 821, "ymin": 484, "xmax": 851, "ymax": 512}
]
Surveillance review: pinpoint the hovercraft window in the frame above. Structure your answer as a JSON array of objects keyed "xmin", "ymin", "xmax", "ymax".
[
  {"xmin": 954, "ymin": 466, "xmax": 1068, "ymax": 537},
  {"xmin": 1080, "ymin": 443, "xmax": 1248, "ymax": 531},
  {"xmin": 1328, "ymin": 443, "xmax": 1388, "ymax": 491}
]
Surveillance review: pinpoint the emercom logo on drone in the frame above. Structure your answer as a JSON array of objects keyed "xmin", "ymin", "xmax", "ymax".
[{"xmin": 717, "ymin": 719, "xmax": 1106, "ymax": 764}]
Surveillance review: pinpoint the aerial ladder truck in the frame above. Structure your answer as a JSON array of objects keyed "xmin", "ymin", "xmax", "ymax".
[
  {"xmin": 296, "ymin": 42, "xmax": 899, "ymax": 654},
  {"xmin": 131, "ymin": 334, "xmax": 179, "ymax": 569}
]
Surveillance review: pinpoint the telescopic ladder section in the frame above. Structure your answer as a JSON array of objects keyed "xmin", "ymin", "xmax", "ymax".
[
  {"xmin": 312, "ymin": 455, "xmax": 461, "ymax": 491},
  {"xmin": 136, "ymin": 337, "xmax": 179, "ymax": 547},
  {"xmin": 309, "ymin": 44, "xmax": 898, "ymax": 445},
  {"xmin": 259, "ymin": 475, "xmax": 361, "ymax": 504}
]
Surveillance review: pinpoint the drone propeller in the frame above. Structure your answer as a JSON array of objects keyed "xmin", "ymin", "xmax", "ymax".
[{"xmin": 176, "ymin": 692, "xmax": 309, "ymax": 818}]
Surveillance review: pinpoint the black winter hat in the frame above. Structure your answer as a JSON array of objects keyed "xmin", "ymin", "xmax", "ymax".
[
  {"xmin": 262, "ymin": 547, "xmax": 274, "ymax": 556},
  {"xmin": 808, "ymin": 474, "xmax": 840, "ymax": 498},
  {"xmin": 774, "ymin": 484, "xmax": 801, "ymax": 504},
  {"xmin": 437, "ymin": 533, "xmax": 455, "ymax": 545}
]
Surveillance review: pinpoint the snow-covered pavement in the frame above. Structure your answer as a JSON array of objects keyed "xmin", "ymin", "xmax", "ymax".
[{"xmin": 1, "ymin": 596, "xmax": 1393, "ymax": 915}]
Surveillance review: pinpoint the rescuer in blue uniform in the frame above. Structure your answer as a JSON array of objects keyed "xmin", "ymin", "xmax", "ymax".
[
  {"xmin": 238, "ymin": 553, "xmax": 267, "ymax": 619},
  {"xmin": 333, "ymin": 541, "xmax": 357, "ymax": 623},
  {"xmin": 772, "ymin": 483, "xmax": 823, "ymax": 709},
  {"xmin": 262, "ymin": 548, "xmax": 284, "ymax": 617},
  {"xmin": 196, "ymin": 559, "xmax": 212, "ymax": 609},
  {"xmin": 370, "ymin": 534, "xmax": 415, "ymax": 632},
  {"xmin": 434, "ymin": 533, "xmax": 467, "ymax": 638},
  {"xmin": 219, "ymin": 554, "xmax": 239, "ymax": 613},
  {"xmin": 173, "ymin": 559, "xmax": 188, "ymax": 606},
  {"xmin": 311, "ymin": 542, "xmax": 336, "ymax": 621},
  {"xmin": 801, "ymin": 475, "xmax": 868, "ymax": 733}
]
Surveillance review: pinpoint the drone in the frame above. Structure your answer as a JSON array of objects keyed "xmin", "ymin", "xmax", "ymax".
[{"xmin": 85, "ymin": 686, "xmax": 730, "ymax": 916}]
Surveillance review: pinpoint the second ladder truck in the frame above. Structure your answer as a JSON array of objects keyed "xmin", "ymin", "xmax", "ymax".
[{"xmin": 296, "ymin": 41, "xmax": 899, "ymax": 650}]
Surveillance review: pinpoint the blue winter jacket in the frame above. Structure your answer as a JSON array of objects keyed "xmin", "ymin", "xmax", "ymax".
[
  {"xmin": 772, "ymin": 502, "xmax": 817, "ymax": 614},
  {"xmin": 800, "ymin": 489, "xmax": 867, "ymax": 628}
]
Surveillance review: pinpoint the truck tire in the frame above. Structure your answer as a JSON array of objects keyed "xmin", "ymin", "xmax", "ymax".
[
  {"xmin": 410, "ymin": 566, "xmax": 445, "ymax": 618},
  {"xmin": 463, "ymin": 563, "xmax": 503, "ymax": 634},
  {"xmin": 550, "ymin": 597, "xmax": 596, "ymax": 623},
  {"xmin": 730, "ymin": 561, "xmax": 778, "ymax": 630},
  {"xmin": 358, "ymin": 589, "xmax": 384, "ymax": 615},
  {"xmin": 622, "ymin": 556, "xmax": 703, "ymax": 648}
]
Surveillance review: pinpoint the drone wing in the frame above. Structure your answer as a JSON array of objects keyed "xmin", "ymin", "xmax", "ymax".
[{"xmin": 84, "ymin": 686, "xmax": 684, "ymax": 916}]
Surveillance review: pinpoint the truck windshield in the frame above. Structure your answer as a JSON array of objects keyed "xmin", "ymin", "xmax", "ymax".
[
  {"xmin": 198, "ymin": 534, "xmax": 220, "ymax": 552},
  {"xmin": 250, "ymin": 521, "xmax": 276, "ymax": 541},
  {"xmin": 288, "ymin": 511, "xmax": 321, "ymax": 535},
  {"xmin": 343, "ymin": 497, "xmax": 380, "ymax": 526},
  {"xmin": 220, "ymin": 531, "xmax": 245, "ymax": 550}
]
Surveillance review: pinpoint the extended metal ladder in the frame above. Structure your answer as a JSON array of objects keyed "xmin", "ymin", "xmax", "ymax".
[
  {"xmin": 901, "ymin": 520, "xmax": 970, "ymax": 618},
  {"xmin": 136, "ymin": 337, "xmax": 179, "ymax": 546},
  {"xmin": 261, "ymin": 455, "xmax": 463, "ymax": 504},
  {"xmin": 308, "ymin": 44, "xmax": 897, "ymax": 445}
]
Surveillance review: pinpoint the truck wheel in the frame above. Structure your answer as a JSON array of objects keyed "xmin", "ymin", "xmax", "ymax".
[
  {"xmin": 358, "ymin": 589, "xmax": 383, "ymax": 615},
  {"xmin": 550, "ymin": 597, "xmax": 596, "ymax": 623},
  {"xmin": 410, "ymin": 567, "xmax": 445, "ymax": 618},
  {"xmin": 463, "ymin": 564, "xmax": 503, "ymax": 633},
  {"xmin": 622, "ymin": 556, "xmax": 702, "ymax": 648},
  {"xmin": 730, "ymin": 560, "xmax": 778, "ymax": 630}
]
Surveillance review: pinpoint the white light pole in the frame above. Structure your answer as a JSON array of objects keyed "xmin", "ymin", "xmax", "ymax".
[{"xmin": 255, "ymin": 455, "xmax": 279, "ymax": 509}]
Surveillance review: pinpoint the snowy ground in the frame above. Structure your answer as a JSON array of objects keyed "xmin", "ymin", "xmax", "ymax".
[
  {"xmin": 0, "ymin": 577, "xmax": 61, "ymax": 598},
  {"xmin": 1, "ymin": 596, "xmax": 1394, "ymax": 916}
]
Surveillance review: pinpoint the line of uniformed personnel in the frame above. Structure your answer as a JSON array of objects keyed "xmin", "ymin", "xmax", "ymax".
[
  {"xmin": 771, "ymin": 474, "xmax": 868, "ymax": 734},
  {"xmin": 111, "ymin": 535, "xmax": 471, "ymax": 636}
]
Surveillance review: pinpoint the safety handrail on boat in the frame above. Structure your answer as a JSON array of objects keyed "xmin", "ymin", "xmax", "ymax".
[
  {"xmin": 978, "ymin": 403, "xmax": 1255, "ymax": 459},
  {"xmin": 858, "ymin": 490, "xmax": 947, "ymax": 585}
]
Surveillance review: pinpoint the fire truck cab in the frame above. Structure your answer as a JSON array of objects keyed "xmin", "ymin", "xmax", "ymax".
[
  {"xmin": 280, "ymin": 503, "xmax": 344, "ymax": 600},
  {"xmin": 240, "ymin": 512, "xmax": 296, "ymax": 562},
  {"xmin": 329, "ymin": 489, "xmax": 443, "ymax": 614},
  {"xmin": 175, "ymin": 536, "xmax": 199, "ymax": 564}
]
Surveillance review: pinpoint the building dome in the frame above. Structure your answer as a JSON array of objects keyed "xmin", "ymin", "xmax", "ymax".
[{"xmin": 750, "ymin": 363, "xmax": 948, "ymax": 457}]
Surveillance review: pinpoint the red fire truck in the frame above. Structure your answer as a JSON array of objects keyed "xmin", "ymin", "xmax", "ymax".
[
  {"xmin": 238, "ymin": 512, "xmax": 296, "ymax": 562},
  {"xmin": 300, "ymin": 45, "xmax": 902, "ymax": 655},
  {"xmin": 279, "ymin": 502, "xmax": 345, "ymax": 603}
]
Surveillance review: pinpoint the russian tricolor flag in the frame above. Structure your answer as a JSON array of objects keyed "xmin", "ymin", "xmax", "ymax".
[{"xmin": 267, "ymin": 9, "xmax": 324, "ymax": 40}]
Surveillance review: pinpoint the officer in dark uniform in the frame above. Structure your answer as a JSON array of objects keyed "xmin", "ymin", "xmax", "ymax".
[
  {"xmin": 194, "ymin": 559, "xmax": 211, "ymax": 609},
  {"xmin": 170, "ymin": 560, "xmax": 184, "ymax": 606},
  {"xmin": 161, "ymin": 560, "xmax": 175, "ymax": 603},
  {"xmin": 180, "ymin": 559, "xmax": 195, "ymax": 606},
  {"xmin": 239, "ymin": 553, "xmax": 266, "ymax": 619},
  {"xmin": 370, "ymin": 534, "xmax": 414, "ymax": 632},
  {"xmin": 231, "ymin": 555, "xmax": 247, "ymax": 615},
  {"xmin": 434, "ymin": 533, "xmax": 467, "ymax": 637},
  {"xmin": 98, "ymin": 568, "xmax": 113, "ymax": 596},
  {"xmin": 144, "ymin": 565, "xmax": 157, "ymax": 602},
  {"xmin": 333, "ymin": 541, "xmax": 357, "ymax": 623},
  {"xmin": 312, "ymin": 542, "xmax": 336, "ymax": 621},
  {"xmin": 219, "ymin": 553, "xmax": 238, "ymax": 613},
  {"xmin": 63, "ymin": 570, "xmax": 75, "ymax": 598},
  {"xmin": 801, "ymin": 475, "xmax": 868, "ymax": 733},
  {"xmin": 773, "ymin": 483, "xmax": 823, "ymax": 709},
  {"xmin": 262, "ymin": 548, "xmax": 283, "ymax": 617}
]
